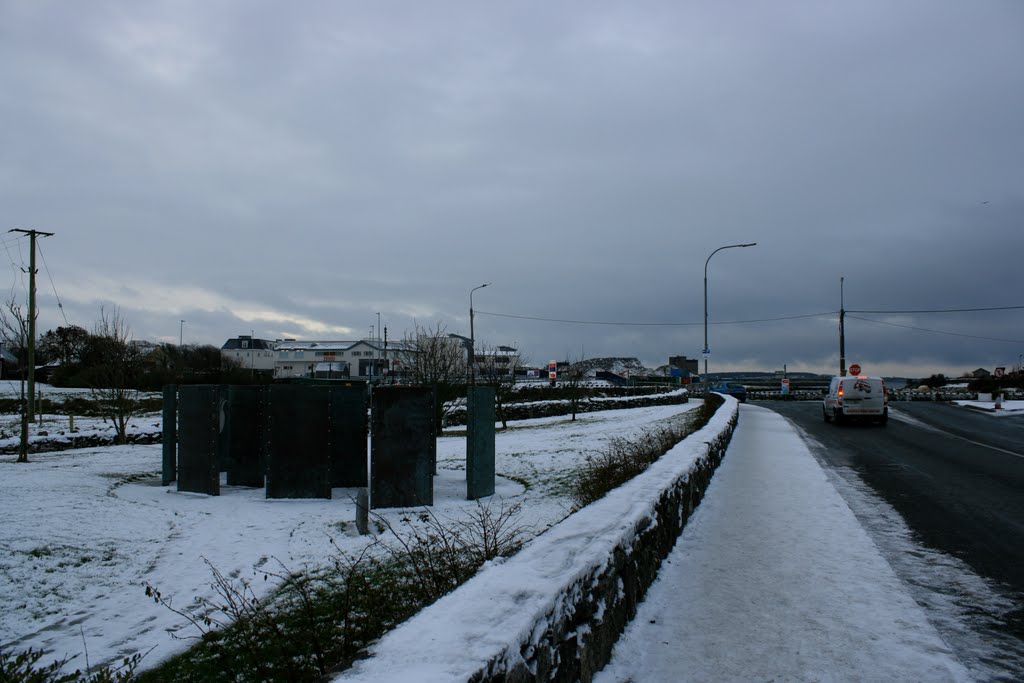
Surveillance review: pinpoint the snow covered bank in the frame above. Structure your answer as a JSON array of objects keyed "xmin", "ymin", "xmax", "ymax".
[
  {"xmin": 336, "ymin": 397, "xmax": 740, "ymax": 682},
  {"xmin": 953, "ymin": 399, "xmax": 1024, "ymax": 416}
]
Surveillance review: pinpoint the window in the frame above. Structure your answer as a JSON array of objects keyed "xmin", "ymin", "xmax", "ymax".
[{"xmin": 241, "ymin": 340, "xmax": 249, "ymax": 349}]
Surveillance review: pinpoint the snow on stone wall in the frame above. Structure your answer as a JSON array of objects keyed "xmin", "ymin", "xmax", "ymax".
[{"xmin": 335, "ymin": 397, "xmax": 740, "ymax": 683}]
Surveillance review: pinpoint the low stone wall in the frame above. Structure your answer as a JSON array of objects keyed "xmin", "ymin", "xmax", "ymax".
[
  {"xmin": 337, "ymin": 397, "xmax": 739, "ymax": 683},
  {"xmin": 0, "ymin": 430, "xmax": 161, "ymax": 455},
  {"xmin": 447, "ymin": 390, "xmax": 690, "ymax": 426}
]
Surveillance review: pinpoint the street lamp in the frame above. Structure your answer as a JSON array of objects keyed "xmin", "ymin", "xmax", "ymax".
[
  {"xmin": 469, "ymin": 283, "xmax": 490, "ymax": 386},
  {"xmin": 703, "ymin": 243, "xmax": 756, "ymax": 391},
  {"xmin": 179, "ymin": 320, "xmax": 185, "ymax": 346}
]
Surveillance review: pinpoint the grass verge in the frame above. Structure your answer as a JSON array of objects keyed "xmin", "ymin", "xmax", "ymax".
[{"xmin": 569, "ymin": 393, "xmax": 724, "ymax": 509}]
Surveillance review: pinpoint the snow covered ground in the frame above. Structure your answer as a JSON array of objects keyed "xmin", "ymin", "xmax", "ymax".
[
  {"xmin": 0, "ymin": 401, "xmax": 699, "ymax": 674},
  {"xmin": 5, "ymin": 386, "xmax": 1020, "ymax": 680},
  {"xmin": 597, "ymin": 404, "xmax": 974, "ymax": 682},
  {"xmin": 0, "ymin": 381, "xmax": 162, "ymax": 451},
  {"xmin": 953, "ymin": 399, "xmax": 1024, "ymax": 416}
]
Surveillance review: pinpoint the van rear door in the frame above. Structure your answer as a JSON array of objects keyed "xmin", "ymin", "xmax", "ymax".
[{"xmin": 840, "ymin": 377, "xmax": 885, "ymax": 415}]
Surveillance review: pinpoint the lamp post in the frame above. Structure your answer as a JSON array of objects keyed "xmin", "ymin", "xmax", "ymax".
[
  {"xmin": 703, "ymin": 243, "xmax": 756, "ymax": 392},
  {"xmin": 469, "ymin": 283, "xmax": 490, "ymax": 386},
  {"xmin": 179, "ymin": 320, "xmax": 185, "ymax": 346}
]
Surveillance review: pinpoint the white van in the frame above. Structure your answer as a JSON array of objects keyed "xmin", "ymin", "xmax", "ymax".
[{"xmin": 823, "ymin": 375, "xmax": 888, "ymax": 425}]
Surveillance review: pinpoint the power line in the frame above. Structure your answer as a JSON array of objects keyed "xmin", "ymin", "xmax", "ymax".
[
  {"xmin": 846, "ymin": 315, "xmax": 1024, "ymax": 344},
  {"xmin": 476, "ymin": 306, "xmax": 1021, "ymax": 346},
  {"xmin": 475, "ymin": 309, "xmax": 837, "ymax": 327},
  {"xmin": 37, "ymin": 241, "xmax": 69, "ymax": 326},
  {"xmin": 847, "ymin": 305, "xmax": 1024, "ymax": 314}
]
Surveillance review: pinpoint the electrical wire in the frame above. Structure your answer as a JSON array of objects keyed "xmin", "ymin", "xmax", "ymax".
[
  {"xmin": 1, "ymin": 233, "xmax": 28, "ymax": 301},
  {"xmin": 37, "ymin": 241, "xmax": 70, "ymax": 326},
  {"xmin": 846, "ymin": 314, "xmax": 1024, "ymax": 344},
  {"xmin": 475, "ymin": 309, "xmax": 837, "ymax": 327},
  {"xmin": 476, "ymin": 306, "xmax": 1021, "ymax": 346},
  {"xmin": 847, "ymin": 305, "xmax": 1024, "ymax": 314}
]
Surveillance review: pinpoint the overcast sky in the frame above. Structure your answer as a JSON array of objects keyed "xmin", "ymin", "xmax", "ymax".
[{"xmin": 2, "ymin": 0, "xmax": 1022, "ymax": 377}]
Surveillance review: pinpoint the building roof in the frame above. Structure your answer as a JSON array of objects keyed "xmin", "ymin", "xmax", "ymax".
[
  {"xmin": 276, "ymin": 339, "xmax": 398, "ymax": 352},
  {"xmin": 221, "ymin": 336, "xmax": 277, "ymax": 351}
]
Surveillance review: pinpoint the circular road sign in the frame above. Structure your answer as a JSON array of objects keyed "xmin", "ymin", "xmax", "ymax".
[{"xmin": 849, "ymin": 364, "xmax": 862, "ymax": 375}]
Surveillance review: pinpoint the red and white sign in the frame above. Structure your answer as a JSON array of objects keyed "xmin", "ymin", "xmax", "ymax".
[
  {"xmin": 994, "ymin": 367, "xmax": 1005, "ymax": 378},
  {"xmin": 849, "ymin": 364, "xmax": 862, "ymax": 375}
]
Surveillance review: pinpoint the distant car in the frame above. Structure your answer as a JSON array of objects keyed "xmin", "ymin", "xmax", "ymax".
[
  {"xmin": 823, "ymin": 375, "xmax": 887, "ymax": 425},
  {"xmin": 711, "ymin": 381, "xmax": 747, "ymax": 402}
]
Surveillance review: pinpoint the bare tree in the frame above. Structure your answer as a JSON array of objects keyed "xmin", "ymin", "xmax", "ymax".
[
  {"xmin": 478, "ymin": 343, "xmax": 530, "ymax": 430},
  {"xmin": 563, "ymin": 358, "xmax": 586, "ymax": 422},
  {"xmin": 396, "ymin": 322, "xmax": 467, "ymax": 431},
  {"xmin": 0, "ymin": 297, "xmax": 30, "ymax": 462},
  {"xmin": 87, "ymin": 307, "xmax": 144, "ymax": 444}
]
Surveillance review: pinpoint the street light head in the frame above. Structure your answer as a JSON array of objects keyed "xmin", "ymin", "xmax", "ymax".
[{"xmin": 740, "ymin": 242, "xmax": 757, "ymax": 247}]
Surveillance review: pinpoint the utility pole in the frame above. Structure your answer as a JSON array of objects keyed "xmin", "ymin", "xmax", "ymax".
[
  {"xmin": 839, "ymin": 277, "xmax": 846, "ymax": 377},
  {"xmin": 8, "ymin": 229, "xmax": 54, "ymax": 421}
]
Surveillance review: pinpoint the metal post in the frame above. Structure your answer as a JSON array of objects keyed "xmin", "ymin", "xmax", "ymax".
[
  {"xmin": 469, "ymin": 283, "xmax": 490, "ymax": 386},
  {"xmin": 703, "ymin": 243, "xmax": 756, "ymax": 395},
  {"xmin": 180, "ymin": 320, "xmax": 185, "ymax": 346},
  {"xmin": 839, "ymin": 277, "xmax": 846, "ymax": 377}
]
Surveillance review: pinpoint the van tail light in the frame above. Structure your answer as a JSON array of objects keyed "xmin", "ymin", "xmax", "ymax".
[{"xmin": 837, "ymin": 385, "xmax": 843, "ymax": 405}]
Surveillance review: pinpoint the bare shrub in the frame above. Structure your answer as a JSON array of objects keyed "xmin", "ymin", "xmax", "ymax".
[
  {"xmin": 0, "ymin": 646, "xmax": 142, "ymax": 682},
  {"xmin": 570, "ymin": 393, "xmax": 725, "ymax": 509},
  {"xmin": 140, "ymin": 500, "xmax": 527, "ymax": 681},
  {"xmin": 373, "ymin": 500, "xmax": 527, "ymax": 604}
]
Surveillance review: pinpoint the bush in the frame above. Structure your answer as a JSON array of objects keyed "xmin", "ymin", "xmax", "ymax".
[
  {"xmin": 570, "ymin": 393, "xmax": 724, "ymax": 509},
  {"xmin": 0, "ymin": 647, "xmax": 141, "ymax": 682},
  {"xmin": 139, "ymin": 500, "xmax": 526, "ymax": 681}
]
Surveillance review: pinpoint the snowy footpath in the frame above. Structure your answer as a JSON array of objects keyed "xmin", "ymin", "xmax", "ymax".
[{"xmin": 596, "ymin": 403, "xmax": 971, "ymax": 682}]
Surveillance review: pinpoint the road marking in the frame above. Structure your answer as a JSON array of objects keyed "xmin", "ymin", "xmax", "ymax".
[
  {"xmin": 889, "ymin": 408, "xmax": 1024, "ymax": 460},
  {"xmin": 946, "ymin": 434, "xmax": 1024, "ymax": 460}
]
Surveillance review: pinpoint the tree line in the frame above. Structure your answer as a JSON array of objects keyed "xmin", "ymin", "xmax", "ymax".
[{"xmin": 4, "ymin": 318, "xmax": 252, "ymax": 392}]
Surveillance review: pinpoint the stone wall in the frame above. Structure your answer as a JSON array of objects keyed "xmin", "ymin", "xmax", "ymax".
[
  {"xmin": 448, "ymin": 390, "xmax": 690, "ymax": 426},
  {"xmin": 337, "ymin": 397, "xmax": 739, "ymax": 683},
  {"xmin": 473, "ymin": 409, "xmax": 737, "ymax": 682}
]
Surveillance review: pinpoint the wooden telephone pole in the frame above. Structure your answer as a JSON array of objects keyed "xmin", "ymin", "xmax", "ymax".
[
  {"xmin": 8, "ymin": 229, "xmax": 55, "ymax": 420},
  {"xmin": 839, "ymin": 277, "xmax": 847, "ymax": 377}
]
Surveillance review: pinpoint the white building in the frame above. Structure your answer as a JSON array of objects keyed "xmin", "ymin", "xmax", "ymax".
[
  {"xmin": 220, "ymin": 335, "xmax": 278, "ymax": 373},
  {"xmin": 273, "ymin": 339, "xmax": 391, "ymax": 380}
]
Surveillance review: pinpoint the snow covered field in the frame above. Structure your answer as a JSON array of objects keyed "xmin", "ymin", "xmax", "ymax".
[
  {"xmin": 0, "ymin": 381, "xmax": 162, "ymax": 452},
  {"xmin": 0, "ymin": 401, "xmax": 700, "ymax": 674}
]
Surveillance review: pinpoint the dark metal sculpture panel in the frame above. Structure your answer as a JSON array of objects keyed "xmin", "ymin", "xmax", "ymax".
[
  {"xmin": 466, "ymin": 385, "xmax": 496, "ymax": 500},
  {"xmin": 265, "ymin": 385, "xmax": 331, "ymax": 499},
  {"xmin": 226, "ymin": 385, "xmax": 265, "ymax": 487},
  {"xmin": 177, "ymin": 385, "xmax": 220, "ymax": 495},
  {"xmin": 328, "ymin": 386, "xmax": 368, "ymax": 488},
  {"xmin": 370, "ymin": 386, "xmax": 435, "ymax": 508}
]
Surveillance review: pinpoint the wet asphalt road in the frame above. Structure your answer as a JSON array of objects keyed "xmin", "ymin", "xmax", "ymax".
[{"xmin": 762, "ymin": 400, "xmax": 1024, "ymax": 595}]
